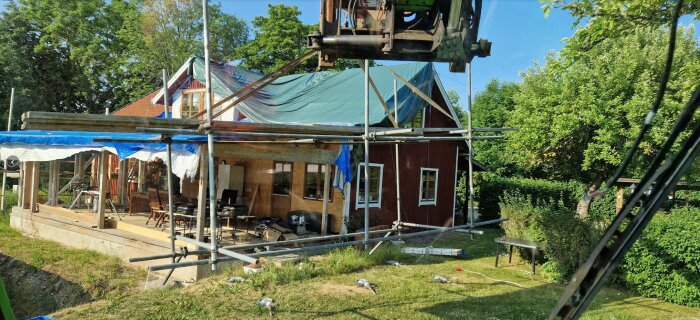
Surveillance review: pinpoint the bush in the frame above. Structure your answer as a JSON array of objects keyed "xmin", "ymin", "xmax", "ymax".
[
  {"xmin": 499, "ymin": 191, "xmax": 604, "ymax": 282},
  {"xmin": 622, "ymin": 207, "xmax": 700, "ymax": 307},
  {"xmin": 478, "ymin": 174, "xmax": 585, "ymax": 221}
]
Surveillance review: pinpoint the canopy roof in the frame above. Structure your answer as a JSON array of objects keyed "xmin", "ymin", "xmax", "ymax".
[
  {"xmin": 157, "ymin": 58, "xmax": 440, "ymax": 127},
  {"xmin": 0, "ymin": 130, "xmax": 204, "ymax": 179}
]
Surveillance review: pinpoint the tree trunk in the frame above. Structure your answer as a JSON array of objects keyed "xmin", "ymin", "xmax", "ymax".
[{"xmin": 576, "ymin": 175, "xmax": 606, "ymax": 218}]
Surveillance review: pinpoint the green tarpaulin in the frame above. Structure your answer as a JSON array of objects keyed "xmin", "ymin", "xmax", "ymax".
[{"xmin": 188, "ymin": 58, "xmax": 437, "ymax": 127}]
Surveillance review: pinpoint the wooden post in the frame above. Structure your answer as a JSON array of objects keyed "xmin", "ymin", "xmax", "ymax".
[
  {"xmin": 321, "ymin": 163, "xmax": 331, "ymax": 235},
  {"xmin": 195, "ymin": 148, "xmax": 208, "ymax": 244},
  {"xmin": 97, "ymin": 151, "xmax": 108, "ymax": 229},
  {"xmin": 30, "ymin": 162, "xmax": 40, "ymax": 213},
  {"xmin": 17, "ymin": 162, "xmax": 25, "ymax": 207},
  {"xmin": 615, "ymin": 187, "xmax": 625, "ymax": 214},
  {"xmin": 90, "ymin": 156, "xmax": 98, "ymax": 188},
  {"xmin": 137, "ymin": 160, "xmax": 146, "ymax": 193},
  {"xmin": 117, "ymin": 160, "xmax": 128, "ymax": 204},
  {"xmin": 48, "ymin": 160, "xmax": 58, "ymax": 206}
]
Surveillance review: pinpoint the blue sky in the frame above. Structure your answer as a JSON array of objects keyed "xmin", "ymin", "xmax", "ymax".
[{"xmin": 220, "ymin": 0, "xmax": 578, "ymax": 107}]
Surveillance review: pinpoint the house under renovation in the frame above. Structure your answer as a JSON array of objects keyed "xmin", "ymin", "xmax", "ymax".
[{"xmin": 3, "ymin": 59, "xmax": 485, "ymax": 280}]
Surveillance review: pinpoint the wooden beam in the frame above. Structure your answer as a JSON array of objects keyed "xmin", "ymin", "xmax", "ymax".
[
  {"xmin": 616, "ymin": 187, "xmax": 625, "ymax": 214},
  {"xmin": 17, "ymin": 162, "xmax": 25, "ymax": 207},
  {"xmin": 97, "ymin": 151, "xmax": 108, "ymax": 229},
  {"xmin": 321, "ymin": 163, "xmax": 331, "ymax": 235},
  {"xmin": 382, "ymin": 65, "xmax": 455, "ymax": 121},
  {"xmin": 22, "ymin": 111, "xmax": 198, "ymax": 133},
  {"xmin": 29, "ymin": 162, "xmax": 39, "ymax": 213},
  {"xmin": 214, "ymin": 144, "xmax": 337, "ymax": 164},
  {"xmin": 137, "ymin": 160, "xmax": 146, "ymax": 193},
  {"xmin": 195, "ymin": 148, "xmax": 208, "ymax": 244},
  {"xmin": 48, "ymin": 160, "xmax": 58, "ymax": 206}
]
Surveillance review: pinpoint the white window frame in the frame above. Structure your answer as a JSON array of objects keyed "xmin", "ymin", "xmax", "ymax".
[
  {"xmin": 419, "ymin": 167, "xmax": 439, "ymax": 206},
  {"xmin": 355, "ymin": 162, "xmax": 384, "ymax": 209}
]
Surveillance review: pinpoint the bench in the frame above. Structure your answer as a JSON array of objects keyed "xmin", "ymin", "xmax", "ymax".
[{"xmin": 494, "ymin": 236, "xmax": 544, "ymax": 274}]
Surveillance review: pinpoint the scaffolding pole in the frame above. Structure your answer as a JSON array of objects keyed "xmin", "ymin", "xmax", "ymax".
[
  {"xmin": 165, "ymin": 141, "xmax": 175, "ymax": 265},
  {"xmin": 467, "ymin": 63, "xmax": 475, "ymax": 228},
  {"xmin": 163, "ymin": 69, "xmax": 169, "ymax": 119},
  {"xmin": 148, "ymin": 218, "xmax": 507, "ymax": 272},
  {"xmin": 363, "ymin": 59, "xmax": 370, "ymax": 250},
  {"xmin": 202, "ymin": 0, "xmax": 218, "ymax": 270},
  {"xmin": 1, "ymin": 88, "xmax": 14, "ymax": 211}
]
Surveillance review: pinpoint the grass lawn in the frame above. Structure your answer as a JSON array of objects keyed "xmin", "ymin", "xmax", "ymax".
[{"xmin": 38, "ymin": 228, "xmax": 698, "ymax": 320}]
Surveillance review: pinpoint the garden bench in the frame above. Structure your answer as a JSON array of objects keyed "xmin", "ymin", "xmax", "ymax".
[{"xmin": 494, "ymin": 236, "xmax": 544, "ymax": 274}]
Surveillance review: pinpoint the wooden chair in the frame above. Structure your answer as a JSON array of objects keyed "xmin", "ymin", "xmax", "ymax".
[{"xmin": 145, "ymin": 188, "xmax": 167, "ymax": 227}]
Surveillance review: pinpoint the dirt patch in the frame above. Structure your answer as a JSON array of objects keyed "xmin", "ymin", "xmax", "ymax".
[{"xmin": 315, "ymin": 283, "xmax": 372, "ymax": 295}]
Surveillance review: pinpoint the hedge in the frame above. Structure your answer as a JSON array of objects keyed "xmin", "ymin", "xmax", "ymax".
[
  {"xmin": 622, "ymin": 207, "xmax": 700, "ymax": 307},
  {"xmin": 478, "ymin": 175, "xmax": 585, "ymax": 221}
]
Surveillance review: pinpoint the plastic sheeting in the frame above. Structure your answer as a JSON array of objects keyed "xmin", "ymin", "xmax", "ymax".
[
  {"xmin": 189, "ymin": 58, "xmax": 435, "ymax": 127},
  {"xmin": 0, "ymin": 131, "xmax": 203, "ymax": 180}
]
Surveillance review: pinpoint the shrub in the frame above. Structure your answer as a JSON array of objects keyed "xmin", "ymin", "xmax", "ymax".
[
  {"xmin": 479, "ymin": 174, "xmax": 585, "ymax": 221},
  {"xmin": 499, "ymin": 191, "xmax": 604, "ymax": 282},
  {"xmin": 622, "ymin": 207, "xmax": 700, "ymax": 307}
]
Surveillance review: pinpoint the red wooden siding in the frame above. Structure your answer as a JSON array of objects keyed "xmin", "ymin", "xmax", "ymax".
[{"xmin": 349, "ymin": 83, "xmax": 462, "ymax": 230}]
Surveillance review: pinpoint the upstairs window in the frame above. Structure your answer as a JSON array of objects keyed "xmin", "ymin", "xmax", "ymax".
[
  {"xmin": 181, "ymin": 89, "xmax": 205, "ymax": 118},
  {"xmin": 356, "ymin": 163, "xmax": 383, "ymax": 208},
  {"xmin": 405, "ymin": 109, "xmax": 424, "ymax": 128},
  {"xmin": 419, "ymin": 168, "xmax": 438, "ymax": 205}
]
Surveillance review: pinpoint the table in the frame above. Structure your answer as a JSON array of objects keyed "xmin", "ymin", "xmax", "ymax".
[{"xmin": 494, "ymin": 236, "xmax": 544, "ymax": 274}]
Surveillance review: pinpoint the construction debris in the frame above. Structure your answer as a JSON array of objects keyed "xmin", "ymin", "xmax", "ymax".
[
  {"xmin": 257, "ymin": 297, "xmax": 276, "ymax": 317},
  {"xmin": 385, "ymin": 260, "xmax": 401, "ymax": 266},
  {"xmin": 432, "ymin": 275, "xmax": 450, "ymax": 283},
  {"xmin": 355, "ymin": 279, "xmax": 377, "ymax": 294},
  {"xmin": 402, "ymin": 246, "xmax": 466, "ymax": 257},
  {"xmin": 226, "ymin": 277, "xmax": 245, "ymax": 284}
]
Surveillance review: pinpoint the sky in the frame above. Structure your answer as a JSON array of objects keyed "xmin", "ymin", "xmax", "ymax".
[{"xmin": 220, "ymin": 0, "xmax": 579, "ymax": 108}]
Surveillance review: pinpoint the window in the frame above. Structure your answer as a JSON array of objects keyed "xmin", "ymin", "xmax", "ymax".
[
  {"xmin": 356, "ymin": 163, "xmax": 383, "ymax": 208},
  {"xmin": 419, "ymin": 168, "xmax": 439, "ymax": 205},
  {"xmin": 304, "ymin": 163, "xmax": 332, "ymax": 200},
  {"xmin": 180, "ymin": 89, "xmax": 216, "ymax": 118},
  {"xmin": 273, "ymin": 162, "xmax": 292, "ymax": 195}
]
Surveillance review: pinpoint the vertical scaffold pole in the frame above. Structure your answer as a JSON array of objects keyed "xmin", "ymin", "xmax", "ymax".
[
  {"xmin": 163, "ymin": 69, "xmax": 169, "ymax": 119},
  {"xmin": 202, "ymin": 0, "xmax": 218, "ymax": 270},
  {"xmin": 363, "ymin": 59, "xmax": 370, "ymax": 250},
  {"xmin": 165, "ymin": 142, "xmax": 175, "ymax": 265},
  {"xmin": 1, "ymin": 88, "xmax": 14, "ymax": 211},
  {"xmin": 394, "ymin": 80, "xmax": 401, "ymax": 226},
  {"xmin": 467, "ymin": 63, "xmax": 475, "ymax": 228}
]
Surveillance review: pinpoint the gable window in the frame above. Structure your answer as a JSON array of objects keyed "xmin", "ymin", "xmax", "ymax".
[
  {"xmin": 181, "ymin": 89, "xmax": 205, "ymax": 118},
  {"xmin": 304, "ymin": 163, "xmax": 332, "ymax": 200},
  {"xmin": 356, "ymin": 163, "xmax": 383, "ymax": 208},
  {"xmin": 273, "ymin": 161, "xmax": 292, "ymax": 195},
  {"xmin": 419, "ymin": 168, "xmax": 438, "ymax": 205}
]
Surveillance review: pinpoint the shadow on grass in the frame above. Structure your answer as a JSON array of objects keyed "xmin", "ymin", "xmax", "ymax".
[
  {"xmin": 419, "ymin": 282, "xmax": 689, "ymax": 319},
  {"xmin": 0, "ymin": 253, "xmax": 92, "ymax": 319}
]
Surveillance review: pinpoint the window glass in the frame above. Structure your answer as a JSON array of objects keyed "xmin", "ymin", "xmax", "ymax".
[
  {"xmin": 273, "ymin": 161, "xmax": 292, "ymax": 195},
  {"xmin": 358, "ymin": 164, "xmax": 382, "ymax": 205},
  {"xmin": 420, "ymin": 168, "xmax": 438, "ymax": 204},
  {"xmin": 304, "ymin": 163, "xmax": 331, "ymax": 200}
]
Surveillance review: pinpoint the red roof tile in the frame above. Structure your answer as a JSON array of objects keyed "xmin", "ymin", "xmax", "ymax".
[{"xmin": 111, "ymin": 90, "xmax": 169, "ymax": 118}]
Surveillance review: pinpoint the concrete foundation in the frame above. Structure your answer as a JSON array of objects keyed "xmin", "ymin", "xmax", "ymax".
[{"xmin": 9, "ymin": 207, "xmax": 243, "ymax": 282}]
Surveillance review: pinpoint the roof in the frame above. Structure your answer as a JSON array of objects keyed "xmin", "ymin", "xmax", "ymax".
[
  {"xmin": 152, "ymin": 57, "xmax": 452, "ymax": 128},
  {"xmin": 112, "ymin": 90, "xmax": 169, "ymax": 118}
]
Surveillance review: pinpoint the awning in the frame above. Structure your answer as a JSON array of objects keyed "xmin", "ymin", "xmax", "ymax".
[{"xmin": 0, "ymin": 130, "xmax": 204, "ymax": 180}]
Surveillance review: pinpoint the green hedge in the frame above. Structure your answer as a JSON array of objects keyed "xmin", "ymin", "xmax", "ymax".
[
  {"xmin": 622, "ymin": 207, "xmax": 700, "ymax": 307},
  {"xmin": 478, "ymin": 175, "xmax": 585, "ymax": 221}
]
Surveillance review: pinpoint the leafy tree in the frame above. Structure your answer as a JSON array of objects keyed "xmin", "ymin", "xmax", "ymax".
[
  {"xmin": 235, "ymin": 4, "xmax": 313, "ymax": 74},
  {"xmin": 471, "ymin": 79, "xmax": 519, "ymax": 175},
  {"xmin": 506, "ymin": 27, "xmax": 700, "ymax": 215}
]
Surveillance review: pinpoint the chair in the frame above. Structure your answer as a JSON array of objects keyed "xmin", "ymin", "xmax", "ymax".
[{"xmin": 145, "ymin": 188, "xmax": 167, "ymax": 226}]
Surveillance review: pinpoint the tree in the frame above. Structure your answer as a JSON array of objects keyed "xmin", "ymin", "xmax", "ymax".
[
  {"xmin": 470, "ymin": 79, "xmax": 519, "ymax": 175},
  {"xmin": 235, "ymin": 4, "xmax": 313, "ymax": 74},
  {"xmin": 506, "ymin": 27, "xmax": 700, "ymax": 215}
]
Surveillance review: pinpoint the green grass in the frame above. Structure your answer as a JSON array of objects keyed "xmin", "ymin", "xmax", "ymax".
[
  {"xmin": 50, "ymin": 229, "xmax": 700, "ymax": 320},
  {"xmin": 0, "ymin": 210, "xmax": 145, "ymax": 318}
]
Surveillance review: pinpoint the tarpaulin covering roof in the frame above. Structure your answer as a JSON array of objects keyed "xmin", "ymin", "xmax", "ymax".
[
  {"xmin": 187, "ymin": 58, "xmax": 437, "ymax": 127},
  {"xmin": 0, "ymin": 131, "xmax": 204, "ymax": 179}
]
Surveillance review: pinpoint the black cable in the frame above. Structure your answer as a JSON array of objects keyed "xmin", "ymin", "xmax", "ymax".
[{"xmin": 591, "ymin": 0, "xmax": 684, "ymax": 199}]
